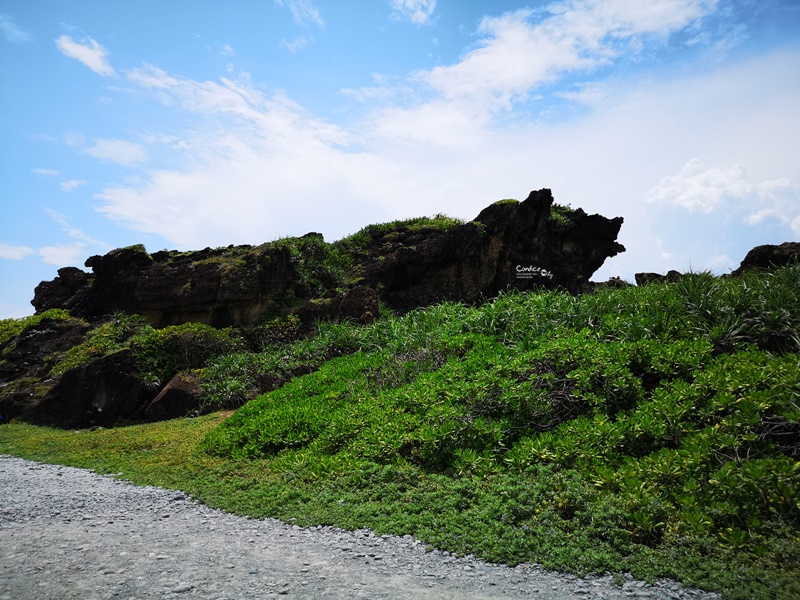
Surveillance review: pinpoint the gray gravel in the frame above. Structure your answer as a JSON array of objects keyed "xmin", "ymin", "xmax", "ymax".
[{"xmin": 0, "ymin": 455, "xmax": 721, "ymax": 600}]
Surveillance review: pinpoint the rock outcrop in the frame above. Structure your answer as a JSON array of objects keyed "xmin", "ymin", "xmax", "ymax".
[
  {"xmin": 731, "ymin": 241, "xmax": 800, "ymax": 275},
  {"xmin": 7, "ymin": 189, "xmax": 627, "ymax": 428},
  {"xmin": 25, "ymin": 350, "xmax": 151, "ymax": 429},
  {"xmin": 32, "ymin": 190, "xmax": 625, "ymax": 326},
  {"xmin": 360, "ymin": 190, "xmax": 625, "ymax": 312}
]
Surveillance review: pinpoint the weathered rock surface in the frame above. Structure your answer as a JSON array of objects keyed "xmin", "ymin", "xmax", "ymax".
[
  {"xmin": 7, "ymin": 189, "xmax": 627, "ymax": 428},
  {"xmin": 139, "ymin": 373, "xmax": 203, "ymax": 422},
  {"xmin": 731, "ymin": 241, "xmax": 800, "ymax": 275},
  {"xmin": 25, "ymin": 350, "xmax": 151, "ymax": 429},
  {"xmin": 32, "ymin": 190, "xmax": 624, "ymax": 327},
  {"xmin": 0, "ymin": 317, "xmax": 91, "ymax": 424},
  {"xmin": 361, "ymin": 190, "xmax": 625, "ymax": 312},
  {"xmin": 634, "ymin": 270, "xmax": 682, "ymax": 286}
]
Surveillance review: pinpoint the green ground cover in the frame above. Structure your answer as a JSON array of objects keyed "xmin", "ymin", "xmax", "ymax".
[{"xmin": 1, "ymin": 264, "xmax": 798, "ymax": 599}]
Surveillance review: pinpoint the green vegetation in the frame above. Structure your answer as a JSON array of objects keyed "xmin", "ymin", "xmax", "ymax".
[
  {"xmin": 2, "ymin": 264, "xmax": 799, "ymax": 600},
  {"xmin": 336, "ymin": 213, "xmax": 464, "ymax": 255},
  {"xmin": 0, "ymin": 308, "xmax": 75, "ymax": 348},
  {"xmin": 549, "ymin": 202, "xmax": 573, "ymax": 227},
  {"xmin": 51, "ymin": 315, "xmax": 244, "ymax": 387}
]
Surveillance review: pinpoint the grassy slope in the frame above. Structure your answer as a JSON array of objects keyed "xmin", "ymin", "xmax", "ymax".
[{"xmin": 2, "ymin": 265, "xmax": 799, "ymax": 600}]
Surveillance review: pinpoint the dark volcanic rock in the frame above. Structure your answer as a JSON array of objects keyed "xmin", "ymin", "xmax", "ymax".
[
  {"xmin": 294, "ymin": 287, "xmax": 380, "ymax": 326},
  {"xmin": 363, "ymin": 190, "xmax": 625, "ymax": 311},
  {"xmin": 25, "ymin": 350, "xmax": 151, "ymax": 428},
  {"xmin": 31, "ymin": 189, "xmax": 625, "ymax": 325},
  {"xmin": 634, "ymin": 270, "xmax": 682, "ymax": 286},
  {"xmin": 732, "ymin": 242, "xmax": 800, "ymax": 275},
  {"xmin": 141, "ymin": 373, "xmax": 203, "ymax": 422},
  {"xmin": 0, "ymin": 317, "xmax": 91, "ymax": 423},
  {"xmin": 30, "ymin": 267, "xmax": 90, "ymax": 313},
  {"xmin": 14, "ymin": 189, "xmax": 627, "ymax": 428}
]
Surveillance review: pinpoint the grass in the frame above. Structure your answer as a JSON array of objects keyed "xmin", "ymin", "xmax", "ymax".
[{"xmin": 2, "ymin": 264, "xmax": 799, "ymax": 600}]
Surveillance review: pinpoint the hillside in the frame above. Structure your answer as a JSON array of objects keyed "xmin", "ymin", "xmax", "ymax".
[
  {"xmin": 0, "ymin": 192, "xmax": 799, "ymax": 599},
  {"xmin": 1, "ymin": 262, "xmax": 799, "ymax": 599},
  {"xmin": 1, "ymin": 189, "xmax": 626, "ymax": 427}
]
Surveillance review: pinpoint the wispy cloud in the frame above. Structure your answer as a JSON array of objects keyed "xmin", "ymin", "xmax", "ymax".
[
  {"xmin": 647, "ymin": 159, "xmax": 800, "ymax": 234},
  {"xmin": 37, "ymin": 209, "xmax": 110, "ymax": 266},
  {"xmin": 38, "ymin": 243, "xmax": 89, "ymax": 267},
  {"xmin": 55, "ymin": 34, "xmax": 116, "ymax": 76},
  {"xmin": 0, "ymin": 14, "xmax": 31, "ymax": 45},
  {"xmin": 60, "ymin": 179, "xmax": 88, "ymax": 192},
  {"xmin": 0, "ymin": 243, "xmax": 35, "ymax": 260},
  {"xmin": 32, "ymin": 168, "xmax": 59, "ymax": 177},
  {"xmin": 85, "ymin": 139, "xmax": 147, "ymax": 166},
  {"xmin": 279, "ymin": 36, "xmax": 311, "ymax": 53},
  {"xmin": 389, "ymin": 0, "xmax": 437, "ymax": 26},
  {"xmin": 221, "ymin": 44, "xmax": 235, "ymax": 57},
  {"xmin": 426, "ymin": 0, "xmax": 716, "ymax": 105},
  {"xmin": 350, "ymin": 1, "xmax": 720, "ymax": 146},
  {"xmin": 275, "ymin": 0, "xmax": 324, "ymax": 28}
]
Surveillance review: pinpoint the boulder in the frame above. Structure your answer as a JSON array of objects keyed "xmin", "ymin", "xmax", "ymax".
[
  {"xmin": 634, "ymin": 270, "xmax": 682, "ymax": 286},
  {"xmin": 731, "ymin": 242, "xmax": 800, "ymax": 275},
  {"xmin": 24, "ymin": 350, "xmax": 151, "ymax": 429},
  {"xmin": 141, "ymin": 373, "xmax": 203, "ymax": 421}
]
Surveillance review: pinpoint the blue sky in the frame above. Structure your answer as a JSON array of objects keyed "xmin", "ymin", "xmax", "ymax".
[{"xmin": 1, "ymin": 0, "xmax": 799, "ymax": 318}]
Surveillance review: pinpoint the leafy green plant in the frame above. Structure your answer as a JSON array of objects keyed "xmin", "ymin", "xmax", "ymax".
[
  {"xmin": 0, "ymin": 308, "xmax": 74, "ymax": 348},
  {"xmin": 50, "ymin": 312, "xmax": 146, "ymax": 376}
]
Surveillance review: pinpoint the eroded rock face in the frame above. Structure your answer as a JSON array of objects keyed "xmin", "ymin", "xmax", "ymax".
[
  {"xmin": 0, "ymin": 317, "xmax": 91, "ymax": 423},
  {"xmin": 24, "ymin": 350, "xmax": 151, "ymax": 429},
  {"xmin": 363, "ymin": 190, "xmax": 625, "ymax": 311},
  {"xmin": 13, "ymin": 189, "xmax": 627, "ymax": 428},
  {"xmin": 31, "ymin": 190, "xmax": 625, "ymax": 327},
  {"xmin": 732, "ymin": 242, "xmax": 800, "ymax": 275}
]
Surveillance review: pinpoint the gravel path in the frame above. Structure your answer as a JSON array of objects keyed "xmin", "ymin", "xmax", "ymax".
[{"xmin": 0, "ymin": 455, "xmax": 721, "ymax": 600}]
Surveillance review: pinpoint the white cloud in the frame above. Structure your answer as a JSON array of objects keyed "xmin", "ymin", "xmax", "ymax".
[
  {"xmin": 33, "ymin": 168, "xmax": 59, "ymax": 177},
  {"xmin": 389, "ymin": 0, "xmax": 437, "ymax": 25},
  {"xmin": 275, "ymin": 0, "xmax": 324, "ymax": 28},
  {"xmin": 646, "ymin": 159, "xmax": 750, "ymax": 213},
  {"xmin": 85, "ymin": 139, "xmax": 148, "ymax": 166},
  {"xmin": 279, "ymin": 36, "xmax": 311, "ymax": 53},
  {"xmin": 646, "ymin": 159, "xmax": 800, "ymax": 228},
  {"xmin": 350, "ymin": 0, "xmax": 719, "ymax": 147},
  {"xmin": 221, "ymin": 44, "xmax": 235, "ymax": 56},
  {"xmin": 0, "ymin": 243, "xmax": 35, "ymax": 260},
  {"xmin": 37, "ymin": 210, "xmax": 109, "ymax": 267},
  {"xmin": 38, "ymin": 243, "xmax": 87, "ymax": 267},
  {"xmin": 0, "ymin": 14, "xmax": 31, "ymax": 45},
  {"xmin": 64, "ymin": 132, "xmax": 86, "ymax": 147},
  {"xmin": 55, "ymin": 34, "xmax": 116, "ymax": 77},
  {"xmin": 60, "ymin": 179, "xmax": 88, "ymax": 192},
  {"xmin": 421, "ymin": 1, "xmax": 716, "ymax": 109}
]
